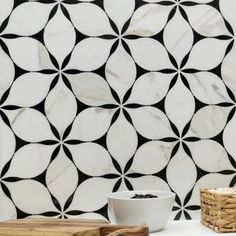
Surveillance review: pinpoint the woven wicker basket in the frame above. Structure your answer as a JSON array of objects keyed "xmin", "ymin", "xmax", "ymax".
[{"xmin": 200, "ymin": 188, "xmax": 236, "ymax": 232}]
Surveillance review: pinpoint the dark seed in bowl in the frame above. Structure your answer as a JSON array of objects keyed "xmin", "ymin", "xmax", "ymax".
[{"xmin": 131, "ymin": 194, "xmax": 159, "ymax": 199}]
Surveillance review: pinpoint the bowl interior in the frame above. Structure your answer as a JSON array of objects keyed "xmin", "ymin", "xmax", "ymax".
[{"xmin": 107, "ymin": 190, "xmax": 175, "ymax": 200}]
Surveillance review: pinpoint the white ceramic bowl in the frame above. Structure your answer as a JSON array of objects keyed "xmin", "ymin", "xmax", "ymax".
[{"xmin": 107, "ymin": 190, "xmax": 175, "ymax": 232}]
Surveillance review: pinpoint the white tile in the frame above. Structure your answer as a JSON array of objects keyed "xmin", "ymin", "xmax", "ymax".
[
  {"xmin": 0, "ymin": 187, "xmax": 17, "ymax": 221},
  {"xmin": 127, "ymin": 106, "xmax": 176, "ymax": 139},
  {"xmin": 0, "ymin": 47, "xmax": 15, "ymax": 98},
  {"xmin": 187, "ymin": 140, "xmax": 234, "ymax": 172},
  {"xmin": 3, "ymin": 37, "xmax": 55, "ymax": 71},
  {"xmin": 67, "ymin": 72, "xmax": 117, "ymax": 106},
  {"xmin": 11, "ymin": 108, "xmax": 55, "ymax": 142},
  {"xmin": 0, "ymin": 0, "xmax": 14, "ymax": 26},
  {"xmin": 223, "ymin": 111, "xmax": 236, "ymax": 161},
  {"xmin": 45, "ymin": 78, "xmax": 77, "ymax": 137},
  {"xmin": 3, "ymin": 2, "xmax": 53, "ymax": 35},
  {"xmin": 127, "ymin": 176, "xmax": 170, "ymax": 191},
  {"xmin": 106, "ymin": 112, "xmax": 138, "ymax": 170},
  {"xmin": 67, "ymin": 107, "xmax": 116, "ymax": 141},
  {"xmin": 166, "ymin": 145, "xmax": 197, "ymax": 201},
  {"xmin": 67, "ymin": 38, "xmax": 115, "ymax": 71},
  {"xmin": 130, "ymin": 141, "xmax": 176, "ymax": 174},
  {"xmin": 69, "ymin": 143, "xmax": 118, "ymax": 176},
  {"xmin": 182, "ymin": 5, "xmax": 230, "ymax": 37},
  {"xmin": 104, "ymin": 0, "xmax": 135, "ymax": 33},
  {"xmin": 220, "ymin": 0, "xmax": 236, "ymax": 33},
  {"xmin": 66, "ymin": 3, "xmax": 115, "ymax": 36},
  {"xmin": 184, "ymin": 38, "xmax": 230, "ymax": 70},
  {"xmin": 4, "ymin": 73, "xmax": 54, "ymax": 107},
  {"xmin": 125, "ymin": 4, "xmax": 171, "ymax": 37},
  {"xmin": 164, "ymin": 10, "xmax": 193, "ymax": 66},
  {"xmin": 44, "ymin": 7, "xmax": 75, "ymax": 67},
  {"xmin": 186, "ymin": 72, "xmax": 232, "ymax": 104},
  {"xmin": 127, "ymin": 72, "xmax": 172, "ymax": 105},
  {"xmin": 165, "ymin": 78, "xmax": 195, "ymax": 132},
  {"xmin": 5, "ymin": 144, "xmax": 54, "ymax": 178},
  {"xmin": 187, "ymin": 106, "xmax": 231, "ymax": 139},
  {"xmin": 5, "ymin": 180, "xmax": 59, "ymax": 214},
  {"xmin": 67, "ymin": 178, "xmax": 116, "ymax": 212},
  {"xmin": 0, "ymin": 117, "xmax": 16, "ymax": 171},
  {"xmin": 46, "ymin": 148, "xmax": 78, "ymax": 208},
  {"xmin": 189, "ymin": 173, "xmax": 235, "ymax": 207},
  {"xmin": 221, "ymin": 45, "xmax": 236, "ymax": 97},
  {"xmin": 105, "ymin": 43, "xmax": 136, "ymax": 100},
  {"xmin": 125, "ymin": 38, "xmax": 174, "ymax": 71}
]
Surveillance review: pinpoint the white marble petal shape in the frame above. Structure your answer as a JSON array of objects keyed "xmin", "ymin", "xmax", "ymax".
[
  {"xmin": 0, "ymin": 0, "xmax": 13, "ymax": 25},
  {"xmin": 105, "ymin": 44, "xmax": 136, "ymax": 100},
  {"xmin": 130, "ymin": 141, "xmax": 175, "ymax": 174},
  {"xmin": 66, "ymin": 3, "xmax": 115, "ymax": 36},
  {"xmin": 0, "ymin": 117, "xmax": 15, "ymax": 172},
  {"xmin": 0, "ymin": 47, "xmax": 15, "ymax": 98},
  {"xmin": 223, "ymin": 111, "xmax": 236, "ymax": 161},
  {"xmin": 70, "ymin": 143, "xmax": 118, "ymax": 176},
  {"xmin": 189, "ymin": 173, "xmax": 234, "ymax": 207},
  {"xmin": 187, "ymin": 140, "xmax": 233, "ymax": 172},
  {"xmin": 127, "ymin": 106, "xmax": 175, "ymax": 139},
  {"xmin": 3, "ymin": 2, "xmax": 53, "ymax": 35},
  {"xmin": 183, "ymin": 0, "xmax": 214, "ymax": 2},
  {"xmin": 125, "ymin": 38, "xmax": 173, "ymax": 71},
  {"xmin": 67, "ymin": 73, "xmax": 117, "ymax": 106},
  {"xmin": 11, "ymin": 108, "xmax": 55, "ymax": 142},
  {"xmin": 166, "ymin": 145, "xmax": 197, "ymax": 201},
  {"xmin": 127, "ymin": 72, "xmax": 172, "ymax": 105},
  {"xmin": 67, "ymin": 178, "xmax": 116, "ymax": 212},
  {"xmin": 45, "ymin": 78, "xmax": 77, "ymax": 137},
  {"xmin": 4, "ymin": 73, "xmax": 53, "ymax": 107},
  {"xmin": 183, "ymin": 5, "xmax": 230, "ymax": 37},
  {"xmin": 220, "ymin": 0, "xmax": 236, "ymax": 33},
  {"xmin": 5, "ymin": 180, "xmax": 58, "ymax": 214},
  {"xmin": 46, "ymin": 148, "xmax": 78, "ymax": 208},
  {"xmin": 66, "ymin": 213, "xmax": 107, "ymax": 221},
  {"xmin": 127, "ymin": 176, "xmax": 170, "ymax": 191},
  {"xmin": 221, "ymin": 46, "xmax": 236, "ymax": 97},
  {"xmin": 106, "ymin": 112, "xmax": 138, "ymax": 170},
  {"xmin": 3, "ymin": 37, "xmax": 54, "ymax": 71},
  {"xmin": 184, "ymin": 38, "xmax": 229, "ymax": 70},
  {"xmin": 44, "ymin": 8, "xmax": 76, "ymax": 66},
  {"xmin": 125, "ymin": 4, "xmax": 170, "ymax": 37},
  {"xmin": 104, "ymin": 0, "xmax": 135, "ymax": 32},
  {"xmin": 187, "ymin": 106, "xmax": 231, "ymax": 139},
  {"xmin": 0, "ymin": 187, "xmax": 16, "ymax": 221},
  {"xmin": 165, "ymin": 78, "xmax": 195, "ymax": 132},
  {"xmin": 67, "ymin": 108, "xmax": 116, "ymax": 141},
  {"xmin": 164, "ymin": 10, "xmax": 193, "ymax": 65},
  {"xmin": 67, "ymin": 38, "xmax": 115, "ymax": 71},
  {"xmin": 186, "ymin": 72, "xmax": 231, "ymax": 104},
  {"xmin": 142, "ymin": 0, "xmax": 174, "ymax": 2},
  {"xmin": 5, "ymin": 144, "xmax": 54, "ymax": 178}
]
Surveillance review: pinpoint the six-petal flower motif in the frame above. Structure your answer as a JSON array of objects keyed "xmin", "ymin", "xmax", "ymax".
[{"xmin": 0, "ymin": 0, "xmax": 236, "ymax": 221}]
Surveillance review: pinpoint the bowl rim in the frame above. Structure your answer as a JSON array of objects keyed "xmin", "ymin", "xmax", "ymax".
[{"xmin": 107, "ymin": 190, "xmax": 176, "ymax": 201}]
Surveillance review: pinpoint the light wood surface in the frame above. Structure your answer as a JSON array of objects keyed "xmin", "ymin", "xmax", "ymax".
[{"xmin": 0, "ymin": 219, "xmax": 149, "ymax": 236}]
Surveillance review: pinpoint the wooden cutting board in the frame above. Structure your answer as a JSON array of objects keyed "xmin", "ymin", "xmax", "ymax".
[{"xmin": 0, "ymin": 219, "xmax": 149, "ymax": 236}]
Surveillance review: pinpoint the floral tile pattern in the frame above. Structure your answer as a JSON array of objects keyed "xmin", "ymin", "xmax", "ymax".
[{"xmin": 0, "ymin": 0, "xmax": 236, "ymax": 221}]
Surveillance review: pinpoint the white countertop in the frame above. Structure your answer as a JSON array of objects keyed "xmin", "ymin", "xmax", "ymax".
[{"xmin": 151, "ymin": 220, "xmax": 236, "ymax": 235}]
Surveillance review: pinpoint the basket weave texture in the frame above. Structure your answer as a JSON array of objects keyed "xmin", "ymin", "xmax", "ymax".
[{"xmin": 200, "ymin": 188, "xmax": 236, "ymax": 232}]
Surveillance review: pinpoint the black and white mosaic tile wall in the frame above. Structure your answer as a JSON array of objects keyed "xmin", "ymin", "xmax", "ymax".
[{"xmin": 0, "ymin": 0, "xmax": 236, "ymax": 221}]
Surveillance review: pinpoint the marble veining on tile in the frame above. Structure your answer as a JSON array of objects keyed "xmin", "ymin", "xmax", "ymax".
[{"xmin": 0, "ymin": 0, "xmax": 236, "ymax": 221}]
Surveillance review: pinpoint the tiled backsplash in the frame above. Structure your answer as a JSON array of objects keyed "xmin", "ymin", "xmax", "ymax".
[{"xmin": 0, "ymin": 0, "xmax": 236, "ymax": 221}]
